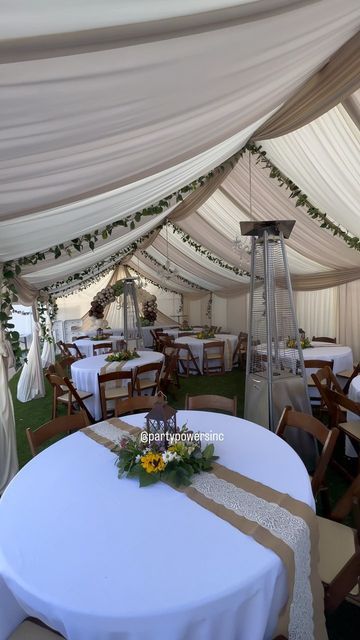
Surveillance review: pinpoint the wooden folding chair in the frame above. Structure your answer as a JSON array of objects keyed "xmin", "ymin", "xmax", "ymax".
[
  {"xmin": 174, "ymin": 342, "xmax": 201, "ymax": 376},
  {"xmin": 304, "ymin": 359, "xmax": 334, "ymax": 409},
  {"xmin": 233, "ymin": 331, "xmax": 248, "ymax": 369},
  {"xmin": 311, "ymin": 365, "xmax": 344, "ymax": 417},
  {"xmin": 185, "ymin": 394, "xmax": 237, "ymax": 417},
  {"xmin": 63, "ymin": 343, "xmax": 83, "ymax": 358},
  {"xmin": 93, "ymin": 342, "xmax": 113, "ymax": 355},
  {"xmin": 8, "ymin": 618, "xmax": 65, "ymax": 639},
  {"xmin": 26, "ymin": 412, "xmax": 90, "ymax": 457},
  {"xmin": 160, "ymin": 345, "xmax": 180, "ymax": 394},
  {"xmin": 55, "ymin": 355, "xmax": 79, "ymax": 380},
  {"xmin": 97, "ymin": 370, "xmax": 133, "ymax": 420},
  {"xmin": 56, "ymin": 340, "xmax": 70, "ymax": 357},
  {"xmin": 203, "ymin": 340, "xmax": 225, "ymax": 375},
  {"xmin": 276, "ymin": 407, "xmax": 339, "ymax": 500},
  {"xmin": 337, "ymin": 362, "xmax": 360, "ymax": 395},
  {"xmin": 320, "ymin": 388, "xmax": 360, "ymax": 473},
  {"xmin": 115, "ymin": 395, "xmax": 162, "ymax": 417},
  {"xmin": 312, "ymin": 336, "xmax": 337, "ymax": 344},
  {"xmin": 132, "ymin": 362, "xmax": 163, "ymax": 396},
  {"xmin": 317, "ymin": 473, "xmax": 360, "ymax": 612},
  {"xmin": 45, "ymin": 373, "xmax": 94, "ymax": 423}
]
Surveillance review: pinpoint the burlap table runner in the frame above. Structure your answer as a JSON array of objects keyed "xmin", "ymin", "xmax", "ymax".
[{"xmin": 82, "ymin": 418, "xmax": 327, "ymax": 640}]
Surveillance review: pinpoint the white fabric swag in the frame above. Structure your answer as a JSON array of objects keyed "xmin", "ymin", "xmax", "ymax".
[{"xmin": 17, "ymin": 304, "xmax": 45, "ymax": 403}]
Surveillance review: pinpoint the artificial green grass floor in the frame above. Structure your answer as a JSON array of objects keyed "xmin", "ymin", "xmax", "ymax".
[{"xmin": 9, "ymin": 367, "xmax": 360, "ymax": 639}]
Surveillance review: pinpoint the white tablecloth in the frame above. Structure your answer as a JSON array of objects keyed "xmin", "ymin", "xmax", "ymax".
[
  {"xmin": 73, "ymin": 337, "xmax": 124, "ymax": 358},
  {"xmin": 71, "ymin": 351, "xmax": 164, "ymax": 420},
  {"xmin": 175, "ymin": 334, "xmax": 238, "ymax": 372},
  {"xmin": 304, "ymin": 343, "xmax": 353, "ymax": 375},
  {"xmin": 0, "ymin": 411, "xmax": 313, "ymax": 640}
]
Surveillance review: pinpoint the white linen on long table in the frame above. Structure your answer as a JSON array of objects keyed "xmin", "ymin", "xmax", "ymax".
[
  {"xmin": 175, "ymin": 334, "xmax": 238, "ymax": 372},
  {"xmin": 71, "ymin": 351, "xmax": 164, "ymax": 420},
  {"xmin": 0, "ymin": 411, "xmax": 314, "ymax": 640}
]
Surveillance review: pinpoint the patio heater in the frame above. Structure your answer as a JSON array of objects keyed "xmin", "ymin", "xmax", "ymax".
[
  {"xmin": 123, "ymin": 278, "xmax": 143, "ymax": 350},
  {"xmin": 242, "ymin": 220, "xmax": 311, "ymax": 433}
]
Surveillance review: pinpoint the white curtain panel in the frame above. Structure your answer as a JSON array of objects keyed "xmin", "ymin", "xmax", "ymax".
[{"xmin": 260, "ymin": 104, "xmax": 360, "ymax": 236}]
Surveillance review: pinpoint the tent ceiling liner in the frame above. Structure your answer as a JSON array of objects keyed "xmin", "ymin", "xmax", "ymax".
[{"xmin": 0, "ymin": 0, "xmax": 359, "ymax": 300}]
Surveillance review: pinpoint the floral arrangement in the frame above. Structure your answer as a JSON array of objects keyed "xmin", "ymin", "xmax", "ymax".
[
  {"xmin": 89, "ymin": 280, "xmax": 124, "ymax": 319},
  {"xmin": 142, "ymin": 296, "xmax": 157, "ymax": 324},
  {"xmin": 196, "ymin": 329, "xmax": 215, "ymax": 339},
  {"xmin": 286, "ymin": 336, "xmax": 313, "ymax": 349},
  {"xmin": 105, "ymin": 349, "xmax": 140, "ymax": 362},
  {"xmin": 90, "ymin": 334, "xmax": 111, "ymax": 341},
  {"xmin": 114, "ymin": 427, "xmax": 218, "ymax": 487}
]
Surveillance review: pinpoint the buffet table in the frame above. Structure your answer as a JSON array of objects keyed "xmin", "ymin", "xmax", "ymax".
[
  {"xmin": 0, "ymin": 411, "xmax": 314, "ymax": 640},
  {"xmin": 71, "ymin": 351, "xmax": 164, "ymax": 420}
]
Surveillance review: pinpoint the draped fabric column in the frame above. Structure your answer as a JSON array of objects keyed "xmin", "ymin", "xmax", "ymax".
[
  {"xmin": 41, "ymin": 308, "xmax": 55, "ymax": 369},
  {"xmin": 0, "ymin": 328, "xmax": 18, "ymax": 494},
  {"xmin": 17, "ymin": 303, "xmax": 45, "ymax": 402}
]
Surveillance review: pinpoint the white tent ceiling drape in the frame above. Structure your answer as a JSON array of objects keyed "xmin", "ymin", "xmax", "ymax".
[{"xmin": 1, "ymin": 1, "xmax": 360, "ymax": 492}]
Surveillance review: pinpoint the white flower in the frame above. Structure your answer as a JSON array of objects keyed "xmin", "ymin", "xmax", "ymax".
[
  {"xmin": 162, "ymin": 451, "xmax": 181, "ymax": 463},
  {"xmin": 135, "ymin": 454, "xmax": 141, "ymax": 464}
]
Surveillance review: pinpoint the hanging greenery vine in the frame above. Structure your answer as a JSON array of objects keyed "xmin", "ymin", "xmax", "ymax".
[
  {"xmin": 37, "ymin": 294, "xmax": 58, "ymax": 344},
  {"xmin": 128, "ymin": 267, "xmax": 188, "ymax": 297},
  {"xmin": 170, "ymin": 224, "xmax": 251, "ymax": 278},
  {"xmin": 206, "ymin": 293, "xmax": 213, "ymax": 321},
  {"xmin": 140, "ymin": 250, "xmax": 206, "ymax": 290},
  {"xmin": 246, "ymin": 142, "xmax": 360, "ymax": 252}
]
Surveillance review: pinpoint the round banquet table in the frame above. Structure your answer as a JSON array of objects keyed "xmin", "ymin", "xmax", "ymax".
[
  {"xmin": 0, "ymin": 412, "xmax": 314, "ymax": 640},
  {"xmin": 175, "ymin": 334, "xmax": 238, "ymax": 372},
  {"xmin": 303, "ymin": 342, "xmax": 353, "ymax": 374},
  {"xmin": 73, "ymin": 337, "xmax": 124, "ymax": 358},
  {"xmin": 71, "ymin": 351, "xmax": 164, "ymax": 421}
]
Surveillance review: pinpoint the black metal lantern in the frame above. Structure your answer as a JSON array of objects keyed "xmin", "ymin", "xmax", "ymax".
[{"xmin": 145, "ymin": 399, "xmax": 177, "ymax": 436}]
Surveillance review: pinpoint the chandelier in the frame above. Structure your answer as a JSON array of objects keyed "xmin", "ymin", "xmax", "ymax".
[
  {"xmin": 157, "ymin": 223, "xmax": 179, "ymax": 281},
  {"xmin": 232, "ymin": 149, "xmax": 253, "ymax": 263}
]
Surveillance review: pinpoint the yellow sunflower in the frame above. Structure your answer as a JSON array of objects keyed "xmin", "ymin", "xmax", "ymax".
[{"xmin": 140, "ymin": 452, "xmax": 166, "ymax": 474}]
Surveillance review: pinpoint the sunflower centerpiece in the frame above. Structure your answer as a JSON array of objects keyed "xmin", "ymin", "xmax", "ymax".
[{"xmin": 114, "ymin": 397, "xmax": 218, "ymax": 487}]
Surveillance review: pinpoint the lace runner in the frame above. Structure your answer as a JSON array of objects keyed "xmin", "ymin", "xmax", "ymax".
[{"xmin": 82, "ymin": 419, "xmax": 327, "ymax": 640}]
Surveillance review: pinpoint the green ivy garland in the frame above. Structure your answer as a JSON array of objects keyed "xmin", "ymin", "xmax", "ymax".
[
  {"xmin": 246, "ymin": 143, "xmax": 360, "ymax": 251},
  {"xmin": 128, "ymin": 267, "xmax": 189, "ymax": 296},
  {"xmin": 140, "ymin": 250, "xmax": 206, "ymax": 290},
  {"xmin": 170, "ymin": 224, "xmax": 251, "ymax": 278},
  {"xmin": 37, "ymin": 294, "xmax": 58, "ymax": 344},
  {"xmin": 206, "ymin": 293, "xmax": 213, "ymax": 321}
]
